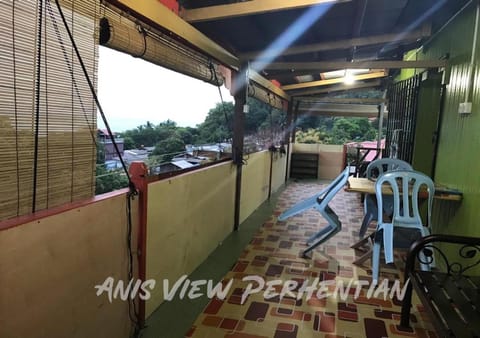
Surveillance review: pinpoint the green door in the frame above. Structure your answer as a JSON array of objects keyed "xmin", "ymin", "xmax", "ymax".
[{"xmin": 411, "ymin": 71, "xmax": 443, "ymax": 177}]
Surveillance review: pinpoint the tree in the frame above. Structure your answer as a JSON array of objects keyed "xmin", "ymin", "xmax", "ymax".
[
  {"xmin": 152, "ymin": 136, "xmax": 185, "ymax": 162},
  {"xmin": 196, "ymin": 102, "xmax": 234, "ymax": 143},
  {"xmin": 122, "ymin": 136, "xmax": 135, "ymax": 150},
  {"xmin": 123, "ymin": 121, "xmax": 158, "ymax": 148}
]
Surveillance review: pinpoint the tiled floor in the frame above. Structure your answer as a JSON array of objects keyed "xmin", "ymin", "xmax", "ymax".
[{"xmin": 186, "ymin": 180, "xmax": 437, "ymax": 338}]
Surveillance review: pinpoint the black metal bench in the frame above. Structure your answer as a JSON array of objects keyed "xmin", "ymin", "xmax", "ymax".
[{"xmin": 400, "ymin": 234, "xmax": 480, "ymax": 337}]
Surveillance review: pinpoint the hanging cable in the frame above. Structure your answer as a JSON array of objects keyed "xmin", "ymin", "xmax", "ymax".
[
  {"xmin": 32, "ymin": 0, "xmax": 44, "ymax": 213},
  {"xmin": 126, "ymin": 193, "xmax": 141, "ymax": 334},
  {"xmin": 208, "ymin": 60, "xmax": 231, "ymax": 139},
  {"xmin": 134, "ymin": 24, "xmax": 148, "ymax": 58},
  {"xmin": 53, "ymin": 0, "xmax": 134, "ymax": 192},
  {"xmin": 52, "ymin": 1, "xmax": 141, "ymax": 336}
]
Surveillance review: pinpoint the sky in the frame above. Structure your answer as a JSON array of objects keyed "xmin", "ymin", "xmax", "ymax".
[{"xmin": 97, "ymin": 46, "xmax": 233, "ymax": 132}]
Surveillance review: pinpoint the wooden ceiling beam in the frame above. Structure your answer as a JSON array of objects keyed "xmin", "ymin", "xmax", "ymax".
[
  {"xmin": 241, "ymin": 26, "xmax": 430, "ymax": 59},
  {"xmin": 299, "ymin": 103, "xmax": 379, "ymax": 113},
  {"xmin": 297, "ymin": 97, "xmax": 387, "ymax": 104},
  {"xmin": 282, "ymin": 71, "xmax": 386, "ymax": 91},
  {"xmin": 258, "ymin": 59, "xmax": 447, "ymax": 72},
  {"xmin": 180, "ymin": 0, "xmax": 351, "ymax": 23},
  {"xmin": 290, "ymin": 80, "xmax": 382, "ymax": 96},
  {"xmin": 249, "ymin": 70, "xmax": 290, "ymax": 100},
  {"xmin": 296, "ymin": 108, "xmax": 383, "ymax": 118}
]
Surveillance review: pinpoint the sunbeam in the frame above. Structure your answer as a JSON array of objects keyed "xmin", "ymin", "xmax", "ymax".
[{"xmin": 234, "ymin": 3, "xmax": 335, "ymax": 92}]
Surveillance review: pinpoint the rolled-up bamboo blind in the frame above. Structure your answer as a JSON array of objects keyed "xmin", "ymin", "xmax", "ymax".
[
  {"xmin": 248, "ymin": 82, "xmax": 284, "ymax": 110},
  {"xmin": 0, "ymin": 0, "xmax": 98, "ymax": 221},
  {"xmin": 99, "ymin": 8, "xmax": 224, "ymax": 86}
]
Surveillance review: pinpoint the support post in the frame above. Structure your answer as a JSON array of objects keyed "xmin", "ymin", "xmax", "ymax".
[
  {"xmin": 377, "ymin": 90, "xmax": 386, "ymax": 154},
  {"xmin": 232, "ymin": 68, "xmax": 247, "ymax": 231},
  {"xmin": 291, "ymin": 101, "xmax": 300, "ymax": 143},
  {"xmin": 284, "ymin": 100, "xmax": 294, "ymax": 183},
  {"xmin": 128, "ymin": 161, "xmax": 149, "ymax": 327}
]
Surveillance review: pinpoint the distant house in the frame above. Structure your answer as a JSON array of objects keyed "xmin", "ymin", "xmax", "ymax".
[
  {"xmin": 345, "ymin": 139, "xmax": 385, "ymax": 162},
  {"xmin": 186, "ymin": 143, "xmax": 232, "ymax": 161},
  {"xmin": 98, "ymin": 129, "xmax": 124, "ymax": 161},
  {"xmin": 122, "ymin": 146, "xmax": 155, "ymax": 164}
]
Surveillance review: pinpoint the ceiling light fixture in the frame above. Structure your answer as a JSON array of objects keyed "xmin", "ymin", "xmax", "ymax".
[{"xmin": 343, "ymin": 69, "xmax": 355, "ymax": 85}]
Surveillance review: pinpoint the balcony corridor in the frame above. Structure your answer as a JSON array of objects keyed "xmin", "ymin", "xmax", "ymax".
[{"xmin": 144, "ymin": 179, "xmax": 437, "ymax": 338}]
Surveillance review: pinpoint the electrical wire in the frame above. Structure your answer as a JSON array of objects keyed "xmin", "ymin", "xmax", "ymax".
[
  {"xmin": 208, "ymin": 60, "xmax": 231, "ymax": 139},
  {"xmin": 52, "ymin": 0, "xmax": 134, "ymax": 192},
  {"xmin": 51, "ymin": 1, "xmax": 142, "ymax": 336}
]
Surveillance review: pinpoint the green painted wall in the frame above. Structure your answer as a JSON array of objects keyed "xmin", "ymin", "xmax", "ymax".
[{"xmin": 398, "ymin": 6, "xmax": 480, "ymax": 238}]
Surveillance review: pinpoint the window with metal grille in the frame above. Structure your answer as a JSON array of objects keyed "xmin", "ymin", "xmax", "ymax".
[{"xmin": 384, "ymin": 74, "xmax": 421, "ymax": 163}]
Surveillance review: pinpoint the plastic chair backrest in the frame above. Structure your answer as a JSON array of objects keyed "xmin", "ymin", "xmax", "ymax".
[
  {"xmin": 375, "ymin": 170, "xmax": 435, "ymax": 228},
  {"xmin": 366, "ymin": 158, "xmax": 412, "ymax": 180}
]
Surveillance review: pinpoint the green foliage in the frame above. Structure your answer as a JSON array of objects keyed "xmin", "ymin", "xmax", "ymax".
[
  {"xmin": 196, "ymin": 102, "xmax": 234, "ymax": 143},
  {"xmin": 95, "ymin": 165, "xmax": 129, "ymax": 195},
  {"xmin": 295, "ymin": 128, "xmax": 329, "ymax": 144},
  {"xmin": 152, "ymin": 136, "xmax": 185, "ymax": 162},
  {"xmin": 122, "ymin": 119, "xmax": 179, "ymax": 148},
  {"xmin": 295, "ymin": 117, "xmax": 377, "ymax": 145},
  {"xmin": 122, "ymin": 136, "xmax": 135, "ymax": 150}
]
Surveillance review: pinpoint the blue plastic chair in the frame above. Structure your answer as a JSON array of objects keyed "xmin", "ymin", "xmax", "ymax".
[
  {"xmin": 371, "ymin": 170, "xmax": 435, "ymax": 283},
  {"xmin": 278, "ymin": 166, "xmax": 350, "ymax": 257},
  {"xmin": 358, "ymin": 158, "xmax": 413, "ymax": 238}
]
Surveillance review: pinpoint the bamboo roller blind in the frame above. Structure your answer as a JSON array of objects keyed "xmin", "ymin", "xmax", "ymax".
[
  {"xmin": 99, "ymin": 6, "xmax": 225, "ymax": 86},
  {"xmin": 0, "ymin": 0, "xmax": 99, "ymax": 221}
]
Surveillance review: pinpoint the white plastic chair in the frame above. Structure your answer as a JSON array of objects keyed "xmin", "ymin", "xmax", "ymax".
[
  {"xmin": 372, "ymin": 170, "xmax": 435, "ymax": 283},
  {"xmin": 358, "ymin": 158, "xmax": 413, "ymax": 238},
  {"xmin": 278, "ymin": 166, "xmax": 350, "ymax": 257}
]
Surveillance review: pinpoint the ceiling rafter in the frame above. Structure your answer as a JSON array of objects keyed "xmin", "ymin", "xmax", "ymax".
[
  {"xmin": 180, "ymin": 0, "xmax": 351, "ymax": 23},
  {"xmin": 296, "ymin": 109, "xmax": 382, "ymax": 118},
  {"xmin": 256, "ymin": 59, "xmax": 447, "ymax": 74},
  {"xmin": 296, "ymin": 97, "xmax": 387, "ymax": 104},
  {"xmin": 240, "ymin": 26, "xmax": 430, "ymax": 60},
  {"xmin": 282, "ymin": 71, "xmax": 387, "ymax": 91},
  {"xmin": 289, "ymin": 80, "xmax": 382, "ymax": 96}
]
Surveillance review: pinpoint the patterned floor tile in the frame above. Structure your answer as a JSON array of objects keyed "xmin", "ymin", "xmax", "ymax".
[{"xmin": 188, "ymin": 181, "xmax": 437, "ymax": 338}]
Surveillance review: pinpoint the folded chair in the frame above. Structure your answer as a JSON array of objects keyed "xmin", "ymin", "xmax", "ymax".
[
  {"xmin": 278, "ymin": 166, "xmax": 350, "ymax": 258},
  {"xmin": 371, "ymin": 170, "xmax": 434, "ymax": 283},
  {"xmin": 358, "ymin": 158, "xmax": 413, "ymax": 238}
]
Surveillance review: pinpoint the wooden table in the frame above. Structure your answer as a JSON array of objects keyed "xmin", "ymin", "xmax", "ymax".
[{"xmin": 345, "ymin": 177, "xmax": 463, "ymax": 201}]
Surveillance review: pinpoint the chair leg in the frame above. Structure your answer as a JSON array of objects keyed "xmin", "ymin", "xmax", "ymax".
[
  {"xmin": 382, "ymin": 224, "xmax": 394, "ymax": 264},
  {"xmin": 303, "ymin": 224, "xmax": 339, "ymax": 258},
  {"xmin": 352, "ymin": 236, "xmax": 374, "ymax": 265},
  {"xmin": 358, "ymin": 212, "xmax": 374, "ymax": 239},
  {"xmin": 306, "ymin": 225, "xmax": 332, "ymax": 245},
  {"xmin": 371, "ymin": 237, "xmax": 382, "ymax": 284},
  {"xmin": 351, "ymin": 231, "xmax": 374, "ymax": 250}
]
